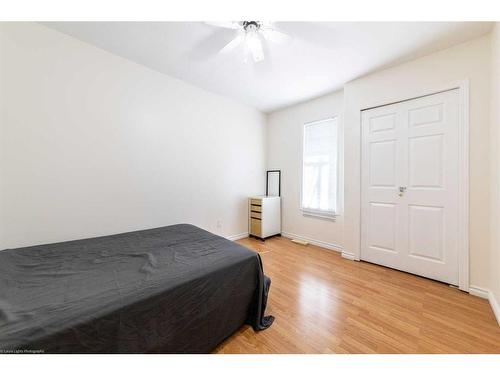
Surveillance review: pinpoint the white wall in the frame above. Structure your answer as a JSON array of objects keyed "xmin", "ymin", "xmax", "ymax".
[
  {"xmin": 489, "ymin": 23, "xmax": 500, "ymax": 317},
  {"xmin": 343, "ymin": 35, "xmax": 492, "ymax": 290},
  {"xmin": 266, "ymin": 91, "xmax": 344, "ymax": 250},
  {"xmin": 0, "ymin": 23, "xmax": 266, "ymax": 249}
]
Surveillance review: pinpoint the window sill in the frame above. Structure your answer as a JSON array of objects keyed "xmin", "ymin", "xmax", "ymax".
[{"xmin": 301, "ymin": 209, "xmax": 338, "ymax": 221}]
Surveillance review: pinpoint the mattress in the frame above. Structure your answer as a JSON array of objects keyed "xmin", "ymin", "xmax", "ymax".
[{"xmin": 0, "ymin": 224, "xmax": 273, "ymax": 353}]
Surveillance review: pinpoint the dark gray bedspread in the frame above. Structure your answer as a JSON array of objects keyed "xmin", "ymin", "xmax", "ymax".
[{"xmin": 0, "ymin": 224, "xmax": 274, "ymax": 353}]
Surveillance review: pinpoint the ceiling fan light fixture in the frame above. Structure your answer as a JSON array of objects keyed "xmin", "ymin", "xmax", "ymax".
[
  {"xmin": 207, "ymin": 21, "xmax": 290, "ymax": 64},
  {"xmin": 245, "ymin": 30, "xmax": 264, "ymax": 62}
]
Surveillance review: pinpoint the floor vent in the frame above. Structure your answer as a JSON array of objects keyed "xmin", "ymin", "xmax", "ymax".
[{"xmin": 291, "ymin": 239, "xmax": 309, "ymax": 246}]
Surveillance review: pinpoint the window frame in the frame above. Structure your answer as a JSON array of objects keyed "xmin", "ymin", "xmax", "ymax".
[{"xmin": 300, "ymin": 116, "xmax": 340, "ymax": 220}]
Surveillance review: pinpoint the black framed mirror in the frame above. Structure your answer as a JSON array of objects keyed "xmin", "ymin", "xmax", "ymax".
[{"xmin": 266, "ymin": 170, "xmax": 281, "ymax": 197}]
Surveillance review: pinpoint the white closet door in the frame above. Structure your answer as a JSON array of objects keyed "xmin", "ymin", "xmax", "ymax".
[{"xmin": 361, "ymin": 89, "xmax": 459, "ymax": 285}]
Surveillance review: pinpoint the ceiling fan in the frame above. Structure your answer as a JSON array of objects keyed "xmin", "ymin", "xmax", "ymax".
[{"xmin": 206, "ymin": 21, "xmax": 291, "ymax": 63}]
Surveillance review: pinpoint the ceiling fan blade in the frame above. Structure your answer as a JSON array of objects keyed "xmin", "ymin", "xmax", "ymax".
[
  {"xmin": 261, "ymin": 28, "xmax": 291, "ymax": 44},
  {"xmin": 273, "ymin": 22, "xmax": 338, "ymax": 49},
  {"xmin": 260, "ymin": 21, "xmax": 276, "ymax": 29},
  {"xmin": 205, "ymin": 22, "xmax": 240, "ymax": 30},
  {"xmin": 186, "ymin": 29, "xmax": 239, "ymax": 61},
  {"xmin": 219, "ymin": 34, "xmax": 244, "ymax": 54}
]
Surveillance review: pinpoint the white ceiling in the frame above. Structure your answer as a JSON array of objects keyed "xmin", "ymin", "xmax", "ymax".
[{"xmin": 43, "ymin": 22, "xmax": 492, "ymax": 113}]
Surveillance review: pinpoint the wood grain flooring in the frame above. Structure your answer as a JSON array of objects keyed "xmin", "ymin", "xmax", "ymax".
[{"xmin": 214, "ymin": 236, "xmax": 500, "ymax": 353}]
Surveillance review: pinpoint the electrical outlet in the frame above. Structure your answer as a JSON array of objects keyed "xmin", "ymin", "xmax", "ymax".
[{"xmin": 216, "ymin": 220, "xmax": 222, "ymax": 229}]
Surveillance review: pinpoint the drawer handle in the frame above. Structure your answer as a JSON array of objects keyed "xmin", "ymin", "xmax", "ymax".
[
  {"xmin": 250, "ymin": 210, "xmax": 260, "ymax": 213},
  {"xmin": 251, "ymin": 217, "xmax": 262, "ymax": 221}
]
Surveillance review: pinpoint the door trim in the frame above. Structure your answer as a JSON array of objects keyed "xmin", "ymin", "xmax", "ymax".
[{"xmin": 358, "ymin": 80, "xmax": 470, "ymax": 291}]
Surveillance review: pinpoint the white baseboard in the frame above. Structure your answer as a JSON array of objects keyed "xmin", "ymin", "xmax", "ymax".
[
  {"xmin": 469, "ymin": 285, "xmax": 490, "ymax": 299},
  {"xmin": 341, "ymin": 251, "xmax": 357, "ymax": 261},
  {"xmin": 281, "ymin": 231, "xmax": 343, "ymax": 252},
  {"xmin": 489, "ymin": 290, "xmax": 500, "ymax": 326},
  {"xmin": 469, "ymin": 286, "xmax": 500, "ymax": 326},
  {"xmin": 226, "ymin": 232, "xmax": 249, "ymax": 241}
]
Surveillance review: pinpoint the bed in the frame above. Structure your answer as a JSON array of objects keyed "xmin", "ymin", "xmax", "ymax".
[{"xmin": 0, "ymin": 224, "xmax": 274, "ymax": 353}]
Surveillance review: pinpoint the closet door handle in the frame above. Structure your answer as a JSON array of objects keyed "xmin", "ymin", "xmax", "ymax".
[{"xmin": 398, "ymin": 186, "xmax": 407, "ymax": 197}]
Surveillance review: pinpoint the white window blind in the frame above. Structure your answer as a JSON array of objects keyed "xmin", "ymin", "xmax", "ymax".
[{"xmin": 301, "ymin": 117, "xmax": 338, "ymax": 217}]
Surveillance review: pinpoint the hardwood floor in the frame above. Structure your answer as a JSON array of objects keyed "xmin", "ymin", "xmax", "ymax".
[{"xmin": 214, "ymin": 236, "xmax": 500, "ymax": 354}]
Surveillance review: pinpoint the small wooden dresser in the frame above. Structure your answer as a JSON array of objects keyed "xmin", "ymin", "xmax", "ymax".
[{"xmin": 248, "ymin": 196, "xmax": 281, "ymax": 240}]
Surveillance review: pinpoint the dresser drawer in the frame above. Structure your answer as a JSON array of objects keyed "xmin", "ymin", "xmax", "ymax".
[
  {"xmin": 250, "ymin": 218, "xmax": 262, "ymax": 237},
  {"xmin": 250, "ymin": 204, "xmax": 262, "ymax": 213},
  {"xmin": 250, "ymin": 211, "xmax": 262, "ymax": 219},
  {"xmin": 250, "ymin": 198, "xmax": 262, "ymax": 206}
]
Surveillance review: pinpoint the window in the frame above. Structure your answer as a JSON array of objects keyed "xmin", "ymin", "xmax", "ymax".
[{"xmin": 301, "ymin": 117, "xmax": 338, "ymax": 218}]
